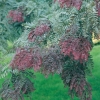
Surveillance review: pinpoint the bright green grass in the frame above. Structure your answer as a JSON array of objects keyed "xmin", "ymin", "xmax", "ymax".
[
  {"xmin": 88, "ymin": 45, "xmax": 100, "ymax": 100},
  {"xmin": 0, "ymin": 45, "xmax": 100, "ymax": 100}
]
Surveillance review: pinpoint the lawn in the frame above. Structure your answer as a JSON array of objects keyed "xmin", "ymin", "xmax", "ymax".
[{"xmin": 0, "ymin": 45, "xmax": 100, "ymax": 100}]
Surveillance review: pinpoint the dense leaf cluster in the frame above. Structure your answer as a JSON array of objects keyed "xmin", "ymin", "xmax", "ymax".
[
  {"xmin": 10, "ymin": 48, "xmax": 42, "ymax": 71},
  {"xmin": 60, "ymin": 37, "xmax": 92, "ymax": 62},
  {"xmin": 28, "ymin": 23, "xmax": 50, "ymax": 42},
  {"xmin": 41, "ymin": 46, "xmax": 64, "ymax": 76},
  {"xmin": 61, "ymin": 56, "xmax": 93, "ymax": 100},
  {"xmin": 8, "ymin": 10, "xmax": 24, "ymax": 22},
  {"xmin": 55, "ymin": 0, "xmax": 82, "ymax": 10},
  {"xmin": 95, "ymin": 0, "xmax": 100, "ymax": 16},
  {"xmin": 0, "ymin": 71, "xmax": 35, "ymax": 100}
]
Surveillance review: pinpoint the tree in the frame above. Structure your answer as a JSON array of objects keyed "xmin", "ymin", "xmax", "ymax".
[{"xmin": 0, "ymin": 0, "xmax": 100, "ymax": 100}]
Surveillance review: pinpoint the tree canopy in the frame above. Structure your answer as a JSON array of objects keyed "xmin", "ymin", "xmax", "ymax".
[{"xmin": 0, "ymin": 0, "xmax": 100, "ymax": 100}]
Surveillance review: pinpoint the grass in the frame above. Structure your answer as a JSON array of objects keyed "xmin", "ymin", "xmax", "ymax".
[
  {"xmin": 88, "ymin": 45, "xmax": 100, "ymax": 100},
  {"xmin": 0, "ymin": 45, "xmax": 100, "ymax": 100}
]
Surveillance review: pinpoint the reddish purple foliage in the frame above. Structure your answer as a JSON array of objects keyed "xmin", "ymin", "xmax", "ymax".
[
  {"xmin": 70, "ymin": 76, "xmax": 90, "ymax": 96},
  {"xmin": 57, "ymin": 0, "xmax": 72, "ymax": 8},
  {"xmin": 28, "ymin": 30, "xmax": 36, "ymax": 42},
  {"xmin": 61, "ymin": 65, "xmax": 92, "ymax": 100},
  {"xmin": 34, "ymin": 24, "xmax": 50, "ymax": 35},
  {"xmin": 10, "ymin": 48, "xmax": 42, "ymax": 71},
  {"xmin": 8, "ymin": 10, "xmax": 24, "ymax": 22},
  {"xmin": 28, "ymin": 24, "xmax": 50, "ymax": 42},
  {"xmin": 72, "ymin": 0, "xmax": 82, "ymax": 10},
  {"xmin": 41, "ymin": 46, "xmax": 63, "ymax": 77},
  {"xmin": 69, "ymin": 76, "xmax": 92, "ymax": 99},
  {"xmin": 95, "ymin": 0, "xmax": 100, "ymax": 16},
  {"xmin": 59, "ymin": 37, "xmax": 92, "ymax": 62},
  {"xmin": 55, "ymin": 0, "xmax": 82, "ymax": 10}
]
